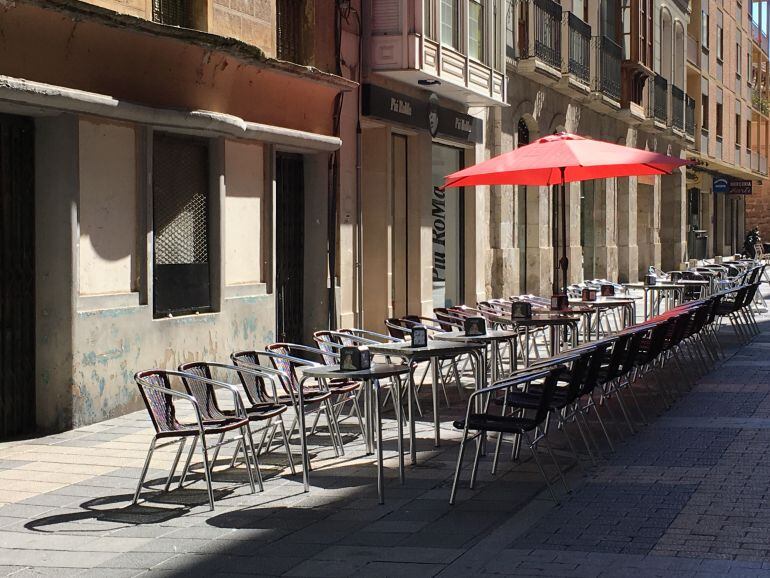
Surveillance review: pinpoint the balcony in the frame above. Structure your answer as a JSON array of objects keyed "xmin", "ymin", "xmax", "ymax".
[
  {"xmin": 562, "ymin": 12, "xmax": 591, "ymax": 86},
  {"xmin": 752, "ymin": 20, "xmax": 769, "ymax": 54},
  {"xmin": 671, "ymin": 85, "xmax": 685, "ymax": 132},
  {"xmin": 762, "ymin": 155, "xmax": 768, "ymax": 175},
  {"xmin": 716, "ymin": 136, "xmax": 723, "ymax": 160},
  {"xmin": 652, "ymin": 74, "xmax": 668, "ymax": 125},
  {"xmin": 736, "ymin": 144, "xmax": 742, "ymax": 165},
  {"xmin": 591, "ymin": 36, "xmax": 622, "ymax": 104},
  {"xmin": 744, "ymin": 147, "xmax": 752, "ymax": 170},
  {"xmin": 752, "ymin": 150, "xmax": 759, "ymax": 171},
  {"xmin": 368, "ymin": 0, "xmax": 506, "ymax": 105},
  {"xmin": 514, "ymin": 0, "xmax": 563, "ymax": 81},
  {"xmin": 685, "ymin": 95, "xmax": 695, "ymax": 139},
  {"xmin": 701, "ymin": 129, "xmax": 709, "ymax": 155},
  {"xmin": 752, "ymin": 88, "xmax": 770, "ymax": 116},
  {"xmin": 687, "ymin": 35, "xmax": 700, "ymax": 68}
]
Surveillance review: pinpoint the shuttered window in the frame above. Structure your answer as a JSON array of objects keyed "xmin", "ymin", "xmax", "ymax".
[
  {"xmin": 152, "ymin": 133, "xmax": 212, "ymax": 318},
  {"xmin": 373, "ymin": 1, "xmax": 401, "ymax": 33},
  {"xmin": 277, "ymin": 0, "xmax": 304, "ymax": 63}
]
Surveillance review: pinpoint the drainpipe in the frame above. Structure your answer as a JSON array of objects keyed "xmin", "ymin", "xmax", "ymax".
[{"xmin": 355, "ymin": 0, "xmax": 365, "ymax": 327}]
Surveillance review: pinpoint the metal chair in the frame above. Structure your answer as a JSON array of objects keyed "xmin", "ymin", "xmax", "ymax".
[
  {"xmin": 133, "ymin": 369, "xmax": 259, "ymax": 511},
  {"xmin": 178, "ymin": 361, "xmax": 295, "ymax": 475}
]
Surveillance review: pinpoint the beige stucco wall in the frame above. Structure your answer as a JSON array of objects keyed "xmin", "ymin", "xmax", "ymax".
[
  {"xmin": 224, "ymin": 139, "xmax": 264, "ymax": 286},
  {"xmin": 78, "ymin": 118, "xmax": 137, "ymax": 296}
]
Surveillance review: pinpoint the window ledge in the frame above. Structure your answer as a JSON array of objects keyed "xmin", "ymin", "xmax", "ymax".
[
  {"xmin": 78, "ymin": 292, "xmax": 141, "ymax": 312},
  {"xmin": 225, "ymin": 283, "xmax": 269, "ymax": 299}
]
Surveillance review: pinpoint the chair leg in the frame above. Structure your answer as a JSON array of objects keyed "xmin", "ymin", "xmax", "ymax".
[
  {"xmin": 243, "ymin": 425, "xmax": 263, "ymax": 492},
  {"xmin": 178, "ymin": 435, "xmax": 198, "ymax": 488},
  {"xmin": 324, "ymin": 398, "xmax": 345, "ymax": 457},
  {"xmin": 164, "ymin": 438, "xmax": 186, "ymax": 492},
  {"xmin": 240, "ymin": 428, "xmax": 257, "ymax": 494},
  {"xmin": 199, "ymin": 433, "xmax": 216, "ymax": 511},
  {"xmin": 469, "ymin": 432, "xmax": 485, "ymax": 490},
  {"xmin": 278, "ymin": 418, "xmax": 297, "ymax": 475},
  {"xmin": 133, "ymin": 437, "xmax": 157, "ymax": 505},
  {"xmin": 525, "ymin": 432, "xmax": 559, "ymax": 505},
  {"xmin": 542, "ymin": 434, "xmax": 570, "ymax": 493},
  {"xmin": 449, "ymin": 428, "xmax": 471, "ymax": 505}
]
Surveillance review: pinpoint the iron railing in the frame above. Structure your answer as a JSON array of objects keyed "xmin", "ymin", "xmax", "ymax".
[
  {"xmin": 518, "ymin": 0, "xmax": 562, "ymax": 69},
  {"xmin": 671, "ymin": 85, "xmax": 685, "ymax": 130},
  {"xmin": 592, "ymin": 36, "xmax": 621, "ymax": 101},
  {"xmin": 653, "ymin": 74, "xmax": 668, "ymax": 123},
  {"xmin": 564, "ymin": 12, "xmax": 590, "ymax": 83},
  {"xmin": 152, "ymin": 0, "xmax": 193, "ymax": 27},
  {"xmin": 685, "ymin": 95, "xmax": 695, "ymax": 136}
]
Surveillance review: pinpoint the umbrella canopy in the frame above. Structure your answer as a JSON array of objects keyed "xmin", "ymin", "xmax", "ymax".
[
  {"xmin": 443, "ymin": 132, "xmax": 689, "ymax": 189},
  {"xmin": 442, "ymin": 132, "xmax": 690, "ymax": 297}
]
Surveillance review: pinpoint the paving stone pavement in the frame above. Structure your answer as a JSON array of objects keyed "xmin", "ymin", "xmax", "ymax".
[{"xmin": 1, "ymin": 294, "xmax": 770, "ymax": 576}]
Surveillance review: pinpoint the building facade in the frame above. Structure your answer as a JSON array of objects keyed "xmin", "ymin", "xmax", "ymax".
[
  {"xmin": 686, "ymin": 0, "xmax": 770, "ymax": 257},
  {"xmin": 1, "ymin": 0, "xmax": 768, "ymax": 437},
  {"xmin": 0, "ymin": 0, "xmax": 353, "ymax": 435}
]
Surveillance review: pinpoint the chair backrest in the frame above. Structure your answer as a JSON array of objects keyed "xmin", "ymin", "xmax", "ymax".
[
  {"xmin": 532, "ymin": 369, "xmax": 561, "ymax": 425},
  {"xmin": 135, "ymin": 370, "xmax": 181, "ymax": 435},
  {"xmin": 230, "ymin": 350, "xmax": 273, "ymax": 403},
  {"xmin": 434, "ymin": 308, "xmax": 464, "ymax": 331},
  {"xmin": 264, "ymin": 343, "xmax": 301, "ymax": 392},
  {"xmin": 177, "ymin": 362, "xmax": 225, "ymax": 420},
  {"xmin": 385, "ymin": 318, "xmax": 410, "ymax": 339},
  {"xmin": 313, "ymin": 331, "xmax": 341, "ymax": 365}
]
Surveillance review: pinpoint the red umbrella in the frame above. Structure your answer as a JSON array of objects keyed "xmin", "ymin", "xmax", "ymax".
[{"xmin": 442, "ymin": 132, "xmax": 690, "ymax": 296}]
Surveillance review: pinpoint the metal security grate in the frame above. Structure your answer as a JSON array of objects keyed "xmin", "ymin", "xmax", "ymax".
[
  {"xmin": 277, "ymin": 0, "xmax": 304, "ymax": 62},
  {"xmin": 152, "ymin": 0, "xmax": 193, "ymax": 27},
  {"xmin": 153, "ymin": 133, "xmax": 211, "ymax": 317}
]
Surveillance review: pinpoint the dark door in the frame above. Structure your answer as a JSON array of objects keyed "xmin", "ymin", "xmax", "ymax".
[
  {"xmin": 275, "ymin": 153, "xmax": 305, "ymax": 344},
  {"xmin": 0, "ymin": 114, "xmax": 35, "ymax": 438}
]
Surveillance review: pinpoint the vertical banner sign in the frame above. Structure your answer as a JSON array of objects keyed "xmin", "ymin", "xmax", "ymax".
[{"xmin": 432, "ymin": 186, "xmax": 446, "ymax": 285}]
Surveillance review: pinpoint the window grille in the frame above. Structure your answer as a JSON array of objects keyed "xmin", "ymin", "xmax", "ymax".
[
  {"xmin": 277, "ymin": 0, "xmax": 304, "ymax": 62},
  {"xmin": 153, "ymin": 133, "xmax": 211, "ymax": 317},
  {"xmin": 152, "ymin": 0, "xmax": 193, "ymax": 28}
]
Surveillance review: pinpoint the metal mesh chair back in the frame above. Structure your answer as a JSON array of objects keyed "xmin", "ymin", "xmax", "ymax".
[
  {"xmin": 265, "ymin": 344, "xmax": 300, "ymax": 393},
  {"xmin": 135, "ymin": 370, "xmax": 182, "ymax": 434},
  {"xmin": 178, "ymin": 362, "xmax": 229, "ymax": 421},
  {"xmin": 230, "ymin": 351, "xmax": 272, "ymax": 404}
]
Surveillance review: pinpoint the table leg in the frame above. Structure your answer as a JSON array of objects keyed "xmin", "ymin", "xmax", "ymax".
[
  {"xmin": 432, "ymin": 356, "xmax": 440, "ymax": 447},
  {"xmin": 491, "ymin": 341, "xmax": 499, "ymax": 384},
  {"xmin": 374, "ymin": 379, "xmax": 384, "ymax": 504},
  {"xmin": 298, "ymin": 377, "xmax": 310, "ymax": 492},
  {"xmin": 364, "ymin": 376, "xmax": 373, "ymax": 455},
  {"xmin": 395, "ymin": 373, "xmax": 404, "ymax": 485},
  {"xmin": 644, "ymin": 288, "xmax": 649, "ymax": 320},
  {"xmin": 408, "ymin": 363, "xmax": 416, "ymax": 465},
  {"xmin": 525, "ymin": 326, "xmax": 531, "ymax": 367}
]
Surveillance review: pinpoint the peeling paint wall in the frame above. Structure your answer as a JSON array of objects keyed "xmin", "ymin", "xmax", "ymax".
[{"xmin": 72, "ymin": 294, "xmax": 274, "ymax": 427}]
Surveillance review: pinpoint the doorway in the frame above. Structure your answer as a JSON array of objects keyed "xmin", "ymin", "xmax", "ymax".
[
  {"xmin": 275, "ymin": 152, "xmax": 305, "ymax": 344},
  {"xmin": 0, "ymin": 114, "xmax": 35, "ymax": 438}
]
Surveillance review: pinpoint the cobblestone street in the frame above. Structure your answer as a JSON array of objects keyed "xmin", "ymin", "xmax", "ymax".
[{"xmin": 1, "ymin": 298, "xmax": 770, "ymax": 577}]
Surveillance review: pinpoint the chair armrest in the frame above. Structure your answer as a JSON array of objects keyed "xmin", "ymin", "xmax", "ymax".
[{"xmin": 169, "ymin": 369, "xmax": 248, "ymax": 418}]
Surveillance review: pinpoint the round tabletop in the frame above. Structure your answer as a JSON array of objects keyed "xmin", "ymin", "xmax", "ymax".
[
  {"xmin": 301, "ymin": 363, "xmax": 410, "ymax": 380},
  {"xmin": 568, "ymin": 297, "xmax": 636, "ymax": 307},
  {"xmin": 369, "ymin": 339, "xmax": 484, "ymax": 358}
]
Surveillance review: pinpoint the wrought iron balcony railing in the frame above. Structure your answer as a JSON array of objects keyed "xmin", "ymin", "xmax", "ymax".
[
  {"xmin": 518, "ymin": 0, "xmax": 563, "ymax": 70},
  {"xmin": 685, "ymin": 95, "xmax": 695, "ymax": 137},
  {"xmin": 591, "ymin": 35, "xmax": 621, "ymax": 102},
  {"xmin": 671, "ymin": 85, "xmax": 685, "ymax": 131},
  {"xmin": 653, "ymin": 74, "xmax": 668, "ymax": 123},
  {"xmin": 563, "ymin": 12, "xmax": 590, "ymax": 84}
]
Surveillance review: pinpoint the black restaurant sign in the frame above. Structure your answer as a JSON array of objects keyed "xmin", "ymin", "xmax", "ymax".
[
  {"xmin": 728, "ymin": 180, "xmax": 753, "ymax": 195},
  {"xmin": 362, "ymin": 84, "xmax": 483, "ymax": 144}
]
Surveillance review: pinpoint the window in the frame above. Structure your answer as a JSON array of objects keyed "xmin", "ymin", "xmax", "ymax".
[
  {"xmin": 517, "ymin": 118, "xmax": 530, "ymax": 146},
  {"xmin": 152, "ymin": 133, "xmax": 212, "ymax": 318},
  {"xmin": 469, "ymin": 0, "xmax": 485, "ymax": 61},
  {"xmin": 702, "ymin": 93, "xmax": 709, "ymax": 130},
  {"xmin": 716, "ymin": 11, "xmax": 723, "ymax": 62},
  {"xmin": 424, "ymin": 0, "xmax": 434, "ymax": 38},
  {"xmin": 601, "ymin": 0, "xmax": 621, "ymax": 42},
  {"xmin": 152, "ymin": 0, "xmax": 193, "ymax": 27},
  {"xmin": 716, "ymin": 101, "xmax": 723, "ymax": 138},
  {"xmin": 737, "ymin": 31, "xmax": 742, "ymax": 76},
  {"xmin": 701, "ymin": 10, "xmax": 709, "ymax": 49},
  {"xmin": 747, "ymin": 119, "xmax": 752, "ymax": 149},
  {"xmin": 441, "ymin": 0, "xmax": 460, "ymax": 49},
  {"xmin": 277, "ymin": 0, "xmax": 306, "ymax": 63},
  {"xmin": 736, "ymin": 113, "xmax": 742, "ymax": 144}
]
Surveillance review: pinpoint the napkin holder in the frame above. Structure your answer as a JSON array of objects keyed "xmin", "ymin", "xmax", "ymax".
[
  {"xmin": 464, "ymin": 316, "xmax": 487, "ymax": 336},
  {"xmin": 411, "ymin": 325, "xmax": 428, "ymax": 348},
  {"xmin": 600, "ymin": 284, "xmax": 615, "ymax": 297},
  {"xmin": 550, "ymin": 295, "xmax": 569, "ymax": 311},
  {"xmin": 340, "ymin": 345, "xmax": 371, "ymax": 371},
  {"xmin": 511, "ymin": 301, "xmax": 532, "ymax": 319},
  {"xmin": 581, "ymin": 288, "xmax": 597, "ymax": 301},
  {"xmin": 644, "ymin": 274, "xmax": 656, "ymax": 286}
]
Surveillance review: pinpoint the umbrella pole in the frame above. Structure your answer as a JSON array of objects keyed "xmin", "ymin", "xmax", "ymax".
[{"xmin": 559, "ymin": 167, "xmax": 569, "ymax": 296}]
